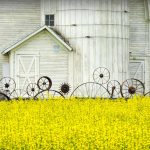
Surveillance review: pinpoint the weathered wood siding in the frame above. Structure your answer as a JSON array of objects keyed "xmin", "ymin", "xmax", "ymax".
[
  {"xmin": 129, "ymin": 0, "xmax": 150, "ymax": 91},
  {"xmin": 0, "ymin": 0, "xmax": 41, "ymax": 78},
  {"xmin": 10, "ymin": 30, "xmax": 69, "ymax": 90},
  {"xmin": 41, "ymin": 0, "xmax": 129, "ymax": 88}
]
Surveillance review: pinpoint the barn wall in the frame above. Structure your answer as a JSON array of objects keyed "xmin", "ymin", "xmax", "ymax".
[
  {"xmin": 0, "ymin": 0, "xmax": 41, "ymax": 78},
  {"xmin": 41, "ymin": 0, "xmax": 129, "ymax": 88},
  {"xmin": 129, "ymin": 0, "xmax": 150, "ymax": 91},
  {"xmin": 10, "ymin": 30, "xmax": 69, "ymax": 90}
]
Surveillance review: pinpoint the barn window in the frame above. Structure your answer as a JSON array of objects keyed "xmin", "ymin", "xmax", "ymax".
[{"xmin": 45, "ymin": 14, "xmax": 55, "ymax": 27}]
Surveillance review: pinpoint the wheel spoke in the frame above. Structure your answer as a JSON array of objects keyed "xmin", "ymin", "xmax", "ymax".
[
  {"xmin": 93, "ymin": 67, "xmax": 110, "ymax": 84},
  {"xmin": 37, "ymin": 76, "xmax": 52, "ymax": 91},
  {"xmin": 121, "ymin": 78, "xmax": 144, "ymax": 98}
]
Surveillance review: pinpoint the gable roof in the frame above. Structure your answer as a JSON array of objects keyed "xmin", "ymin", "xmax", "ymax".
[{"xmin": 1, "ymin": 25, "xmax": 73, "ymax": 54}]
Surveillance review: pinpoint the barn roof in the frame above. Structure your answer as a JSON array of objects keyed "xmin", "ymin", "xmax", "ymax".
[{"xmin": 1, "ymin": 25, "xmax": 73, "ymax": 54}]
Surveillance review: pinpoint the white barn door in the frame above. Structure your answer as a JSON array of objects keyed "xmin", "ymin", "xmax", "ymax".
[
  {"xmin": 129, "ymin": 60, "xmax": 145, "ymax": 83},
  {"xmin": 16, "ymin": 55, "xmax": 39, "ymax": 89}
]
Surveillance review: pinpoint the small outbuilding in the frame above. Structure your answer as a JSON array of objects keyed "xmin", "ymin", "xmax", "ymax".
[{"xmin": 1, "ymin": 26, "xmax": 73, "ymax": 90}]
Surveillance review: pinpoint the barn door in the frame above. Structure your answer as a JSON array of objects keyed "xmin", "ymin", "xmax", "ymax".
[
  {"xmin": 129, "ymin": 60, "xmax": 145, "ymax": 83},
  {"xmin": 16, "ymin": 55, "xmax": 39, "ymax": 89}
]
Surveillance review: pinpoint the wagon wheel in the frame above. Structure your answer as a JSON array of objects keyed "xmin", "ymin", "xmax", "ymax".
[
  {"xmin": 107, "ymin": 80, "xmax": 121, "ymax": 99},
  {"xmin": 144, "ymin": 91, "xmax": 150, "ymax": 96},
  {"xmin": 70, "ymin": 82, "xmax": 110, "ymax": 99},
  {"xmin": 0, "ymin": 92, "xmax": 10, "ymax": 101},
  {"xmin": 59, "ymin": 83, "xmax": 71, "ymax": 95},
  {"xmin": 26, "ymin": 83, "xmax": 39, "ymax": 97},
  {"xmin": 0, "ymin": 77, "xmax": 16, "ymax": 94},
  {"xmin": 93, "ymin": 67, "xmax": 110, "ymax": 84},
  {"xmin": 121, "ymin": 78, "xmax": 145, "ymax": 98},
  {"xmin": 34, "ymin": 90, "xmax": 65, "ymax": 100},
  {"xmin": 10, "ymin": 89, "xmax": 29, "ymax": 100},
  {"xmin": 37, "ymin": 76, "xmax": 52, "ymax": 91}
]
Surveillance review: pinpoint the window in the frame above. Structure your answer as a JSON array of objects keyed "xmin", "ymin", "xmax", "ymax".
[{"xmin": 45, "ymin": 14, "xmax": 55, "ymax": 27}]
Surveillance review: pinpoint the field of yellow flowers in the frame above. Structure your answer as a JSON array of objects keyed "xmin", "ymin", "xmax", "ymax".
[{"xmin": 0, "ymin": 97, "xmax": 150, "ymax": 150}]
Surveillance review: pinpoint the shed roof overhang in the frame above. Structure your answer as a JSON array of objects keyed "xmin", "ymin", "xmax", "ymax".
[{"xmin": 1, "ymin": 25, "xmax": 73, "ymax": 54}]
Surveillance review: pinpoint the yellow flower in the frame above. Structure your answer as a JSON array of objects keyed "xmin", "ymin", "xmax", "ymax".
[{"xmin": 0, "ymin": 97, "xmax": 149, "ymax": 149}]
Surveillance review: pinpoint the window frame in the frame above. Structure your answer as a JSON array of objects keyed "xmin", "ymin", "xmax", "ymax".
[{"xmin": 45, "ymin": 14, "xmax": 55, "ymax": 27}]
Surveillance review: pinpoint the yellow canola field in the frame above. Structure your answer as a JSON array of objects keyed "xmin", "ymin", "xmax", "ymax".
[{"xmin": 0, "ymin": 97, "xmax": 150, "ymax": 150}]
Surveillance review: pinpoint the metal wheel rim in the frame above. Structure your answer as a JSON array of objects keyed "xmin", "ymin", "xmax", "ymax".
[
  {"xmin": 10, "ymin": 89, "xmax": 29, "ymax": 100},
  {"xmin": 93, "ymin": 67, "xmax": 110, "ymax": 84},
  {"xmin": 0, "ymin": 77, "xmax": 16, "ymax": 94},
  {"xmin": 26, "ymin": 83, "xmax": 39, "ymax": 97},
  {"xmin": 37, "ymin": 76, "xmax": 52, "ymax": 91},
  {"xmin": 121, "ymin": 78, "xmax": 145, "ymax": 98},
  {"xmin": 34, "ymin": 90, "xmax": 65, "ymax": 100},
  {"xmin": 70, "ymin": 82, "xmax": 110, "ymax": 99},
  {"xmin": 0, "ymin": 92, "xmax": 10, "ymax": 101}
]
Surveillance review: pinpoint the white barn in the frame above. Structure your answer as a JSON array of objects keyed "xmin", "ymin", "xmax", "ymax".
[{"xmin": 0, "ymin": 0, "xmax": 150, "ymax": 92}]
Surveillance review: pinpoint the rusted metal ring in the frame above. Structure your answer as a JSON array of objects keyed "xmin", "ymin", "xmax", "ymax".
[
  {"xmin": 26, "ymin": 83, "xmax": 39, "ymax": 97},
  {"xmin": 0, "ymin": 77, "xmax": 16, "ymax": 94},
  {"xmin": 0, "ymin": 92, "xmax": 10, "ymax": 100},
  {"xmin": 34, "ymin": 90, "xmax": 65, "ymax": 100},
  {"xmin": 93, "ymin": 67, "xmax": 110, "ymax": 84},
  {"xmin": 70, "ymin": 82, "xmax": 110, "ymax": 99},
  {"xmin": 37, "ymin": 76, "xmax": 52, "ymax": 91},
  {"xmin": 121, "ymin": 78, "xmax": 145, "ymax": 98}
]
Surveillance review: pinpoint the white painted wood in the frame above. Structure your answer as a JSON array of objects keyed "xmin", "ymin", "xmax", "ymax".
[
  {"xmin": 41, "ymin": 0, "xmax": 45, "ymax": 26},
  {"xmin": 129, "ymin": 0, "xmax": 148, "ymax": 55},
  {"xmin": 15, "ymin": 55, "xmax": 39, "ymax": 89},
  {"xmin": 41, "ymin": 0, "xmax": 129, "ymax": 86},
  {"xmin": 0, "ymin": 55, "xmax": 9, "ymax": 79},
  {"xmin": 2, "ymin": 26, "xmax": 72, "ymax": 54},
  {"xmin": 145, "ymin": 0, "xmax": 150, "ymax": 20},
  {"xmin": 0, "ymin": 0, "xmax": 41, "ymax": 49},
  {"xmin": 9, "ymin": 30, "xmax": 70, "ymax": 90},
  {"xmin": 129, "ymin": 0, "xmax": 149, "ymax": 90},
  {"xmin": 0, "ymin": 0, "xmax": 41, "ymax": 80},
  {"xmin": 2, "ymin": 63, "xmax": 10, "ymax": 77},
  {"xmin": 129, "ymin": 61, "xmax": 145, "ymax": 82},
  {"xmin": 2, "ymin": 0, "xmax": 149, "ymax": 93}
]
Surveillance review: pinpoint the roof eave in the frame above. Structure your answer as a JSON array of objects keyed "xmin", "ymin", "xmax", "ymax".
[{"xmin": 1, "ymin": 25, "xmax": 73, "ymax": 54}]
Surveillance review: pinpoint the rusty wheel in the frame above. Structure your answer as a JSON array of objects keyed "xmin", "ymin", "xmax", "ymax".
[
  {"xmin": 10, "ymin": 89, "xmax": 29, "ymax": 100},
  {"xmin": 144, "ymin": 91, "xmax": 150, "ymax": 96},
  {"xmin": 0, "ymin": 77, "xmax": 16, "ymax": 94},
  {"xmin": 59, "ymin": 83, "xmax": 70, "ymax": 95},
  {"xmin": 26, "ymin": 83, "xmax": 39, "ymax": 97},
  {"xmin": 93, "ymin": 67, "xmax": 110, "ymax": 84},
  {"xmin": 121, "ymin": 78, "xmax": 145, "ymax": 98},
  {"xmin": 34, "ymin": 90, "xmax": 65, "ymax": 100},
  {"xmin": 70, "ymin": 82, "xmax": 110, "ymax": 99},
  {"xmin": 37, "ymin": 76, "xmax": 52, "ymax": 91},
  {"xmin": 107, "ymin": 80, "xmax": 121, "ymax": 99},
  {"xmin": 0, "ymin": 92, "xmax": 10, "ymax": 100}
]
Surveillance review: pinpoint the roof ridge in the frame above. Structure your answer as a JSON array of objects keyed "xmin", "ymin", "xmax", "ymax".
[
  {"xmin": 1, "ymin": 25, "xmax": 43, "ymax": 53},
  {"xmin": 1, "ymin": 25, "xmax": 72, "ymax": 54}
]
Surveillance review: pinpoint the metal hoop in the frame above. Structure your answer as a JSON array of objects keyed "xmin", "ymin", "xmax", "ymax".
[
  {"xmin": 59, "ymin": 83, "xmax": 70, "ymax": 95},
  {"xmin": 93, "ymin": 67, "xmax": 110, "ymax": 84},
  {"xmin": 26, "ymin": 83, "xmax": 39, "ymax": 97},
  {"xmin": 10, "ymin": 89, "xmax": 29, "ymax": 100},
  {"xmin": 121, "ymin": 78, "xmax": 145, "ymax": 98},
  {"xmin": 0, "ymin": 77, "xmax": 16, "ymax": 94},
  {"xmin": 70, "ymin": 82, "xmax": 110, "ymax": 99},
  {"xmin": 37, "ymin": 76, "xmax": 52, "ymax": 91},
  {"xmin": 34, "ymin": 90, "xmax": 65, "ymax": 100},
  {"xmin": 0, "ymin": 92, "xmax": 10, "ymax": 101}
]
